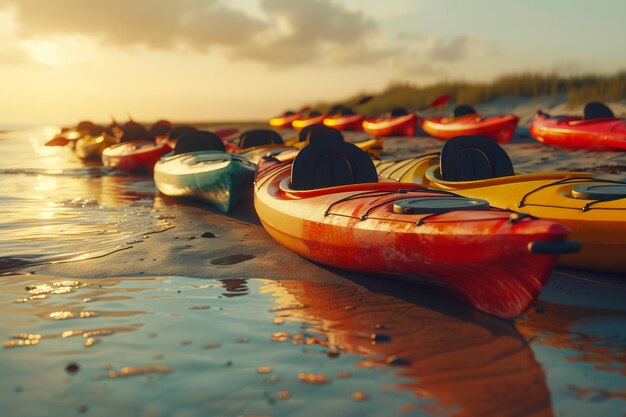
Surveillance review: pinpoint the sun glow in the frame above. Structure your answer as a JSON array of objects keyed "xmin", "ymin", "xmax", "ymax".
[{"xmin": 32, "ymin": 41, "xmax": 58, "ymax": 66}]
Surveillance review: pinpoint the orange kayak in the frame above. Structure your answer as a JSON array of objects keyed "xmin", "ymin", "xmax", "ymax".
[
  {"xmin": 254, "ymin": 141, "xmax": 577, "ymax": 318},
  {"xmin": 323, "ymin": 114, "xmax": 365, "ymax": 131},
  {"xmin": 421, "ymin": 114, "xmax": 519, "ymax": 143},
  {"xmin": 292, "ymin": 113, "xmax": 326, "ymax": 131},
  {"xmin": 363, "ymin": 114, "xmax": 418, "ymax": 137},
  {"xmin": 269, "ymin": 111, "xmax": 303, "ymax": 129},
  {"xmin": 530, "ymin": 103, "xmax": 626, "ymax": 150}
]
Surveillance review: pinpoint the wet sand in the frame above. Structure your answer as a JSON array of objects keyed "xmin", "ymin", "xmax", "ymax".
[{"xmin": 1, "ymin": 125, "xmax": 626, "ymax": 417}]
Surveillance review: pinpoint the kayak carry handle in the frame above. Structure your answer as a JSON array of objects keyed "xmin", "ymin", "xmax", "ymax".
[{"xmin": 527, "ymin": 240, "xmax": 580, "ymax": 255}]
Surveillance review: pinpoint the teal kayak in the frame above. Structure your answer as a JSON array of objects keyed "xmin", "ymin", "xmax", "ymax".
[{"xmin": 154, "ymin": 151, "xmax": 256, "ymax": 213}]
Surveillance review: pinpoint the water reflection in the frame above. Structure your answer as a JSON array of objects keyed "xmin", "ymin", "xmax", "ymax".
[
  {"xmin": 517, "ymin": 301, "xmax": 626, "ymax": 378},
  {"xmin": 1, "ymin": 274, "xmax": 625, "ymax": 416},
  {"xmin": 261, "ymin": 280, "xmax": 554, "ymax": 417}
]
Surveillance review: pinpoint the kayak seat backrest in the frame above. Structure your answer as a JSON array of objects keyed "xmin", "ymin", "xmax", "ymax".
[
  {"xmin": 120, "ymin": 122, "xmax": 155, "ymax": 143},
  {"xmin": 440, "ymin": 135, "xmax": 514, "ymax": 181},
  {"xmin": 283, "ymin": 110, "xmax": 296, "ymax": 116},
  {"xmin": 338, "ymin": 106, "xmax": 355, "ymax": 115},
  {"xmin": 453, "ymin": 104, "xmax": 478, "ymax": 118},
  {"xmin": 168, "ymin": 125, "xmax": 197, "ymax": 140},
  {"xmin": 298, "ymin": 124, "xmax": 317, "ymax": 143},
  {"xmin": 583, "ymin": 102, "xmax": 614, "ymax": 120},
  {"xmin": 305, "ymin": 125, "xmax": 344, "ymax": 145},
  {"xmin": 150, "ymin": 120, "xmax": 172, "ymax": 137},
  {"xmin": 329, "ymin": 105, "xmax": 343, "ymax": 115},
  {"xmin": 391, "ymin": 107, "xmax": 408, "ymax": 117},
  {"xmin": 174, "ymin": 131, "xmax": 226, "ymax": 155},
  {"xmin": 309, "ymin": 110, "xmax": 322, "ymax": 117},
  {"xmin": 238, "ymin": 129, "xmax": 284, "ymax": 149},
  {"xmin": 291, "ymin": 141, "xmax": 378, "ymax": 190}
]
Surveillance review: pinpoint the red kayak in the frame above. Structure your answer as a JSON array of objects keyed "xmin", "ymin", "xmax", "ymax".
[
  {"xmin": 420, "ymin": 105, "xmax": 519, "ymax": 143},
  {"xmin": 269, "ymin": 111, "xmax": 304, "ymax": 129},
  {"xmin": 292, "ymin": 112, "xmax": 326, "ymax": 131},
  {"xmin": 255, "ymin": 141, "xmax": 577, "ymax": 318},
  {"xmin": 530, "ymin": 102, "xmax": 626, "ymax": 150},
  {"xmin": 363, "ymin": 113, "xmax": 418, "ymax": 137},
  {"xmin": 323, "ymin": 113, "xmax": 365, "ymax": 131},
  {"xmin": 102, "ymin": 141, "xmax": 171, "ymax": 173}
]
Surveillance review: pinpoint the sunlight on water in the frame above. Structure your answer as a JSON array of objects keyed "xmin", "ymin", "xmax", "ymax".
[{"xmin": 0, "ymin": 127, "xmax": 170, "ymax": 273}]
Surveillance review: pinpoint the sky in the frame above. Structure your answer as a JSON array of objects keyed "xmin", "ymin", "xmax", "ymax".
[{"xmin": 0, "ymin": 0, "xmax": 625, "ymax": 125}]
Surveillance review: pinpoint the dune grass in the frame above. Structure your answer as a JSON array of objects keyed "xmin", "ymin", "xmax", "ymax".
[{"xmin": 314, "ymin": 72, "xmax": 626, "ymax": 115}]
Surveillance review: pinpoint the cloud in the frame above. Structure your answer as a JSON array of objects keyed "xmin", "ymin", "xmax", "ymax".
[
  {"xmin": 7, "ymin": 0, "xmax": 387, "ymax": 66},
  {"xmin": 426, "ymin": 36, "xmax": 473, "ymax": 63},
  {"xmin": 11, "ymin": 0, "xmax": 266, "ymax": 50}
]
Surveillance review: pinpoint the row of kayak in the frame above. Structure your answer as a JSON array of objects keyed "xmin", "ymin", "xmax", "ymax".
[
  {"xmin": 271, "ymin": 101, "xmax": 626, "ymax": 151},
  {"xmin": 53, "ymin": 123, "xmax": 625, "ymax": 319}
]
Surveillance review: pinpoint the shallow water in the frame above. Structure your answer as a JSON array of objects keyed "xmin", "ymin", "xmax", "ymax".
[
  {"xmin": 0, "ymin": 127, "xmax": 625, "ymax": 417},
  {"xmin": 0, "ymin": 128, "xmax": 172, "ymax": 273},
  {"xmin": 1, "ymin": 274, "xmax": 625, "ymax": 417}
]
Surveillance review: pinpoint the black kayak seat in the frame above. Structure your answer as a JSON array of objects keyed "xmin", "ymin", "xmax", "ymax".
[
  {"xmin": 453, "ymin": 104, "xmax": 478, "ymax": 118},
  {"xmin": 174, "ymin": 131, "xmax": 226, "ymax": 155},
  {"xmin": 169, "ymin": 125, "xmax": 197, "ymax": 140},
  {"xmin": 120, "ymin": 122, "xmax": 154, "ymax": 143},
  {"xmin": 583, "ymin": 102, "xmax": 615, "ymax": 120},
  {"xmin": 304, "ymin": 125, "xmax": 344, "ymax": 145},
  {"xmin": 291, "ymin": 141, "xmax": 378, "ymax": 190},
  {"xmin": 391, "ymin": 107, "xmax": 409, "ymax": 117},
  {"xmin": 283, "ymin": 110, "xmax": 296, "ymax": 116},
  {"xmin": 329, "ymin": 105, "xmax": 343, "ymax": 115},
  {"xmin": 150, "ymin": 120, "xmax": 172, "ymax": 137},
  {"xmin": 308, "ymin": 110, "xmax": 322, "ymax": 117},
  {"xmin": 338, "ymin": 106, "xmax": 355, "ymax": 115},
  {"xmin": 298, "ymin": 124, "xmax": 317, "ymax": 143},
  {"xmin": 238, "ymin": 129, "xmax": 284, "ymax": 150},
  {"xmin": 440, "ymin": 135, "xmax": 514, "ymax": 181}
]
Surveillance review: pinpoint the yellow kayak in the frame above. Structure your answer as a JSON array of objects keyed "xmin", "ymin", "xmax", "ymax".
[
  {"xmin": 375, "ymin": 136, "xmax": 626, "ymax": 273},
  {"xmin": 75, "ymin": 133, "xmax": 118, "ymax": 160}
]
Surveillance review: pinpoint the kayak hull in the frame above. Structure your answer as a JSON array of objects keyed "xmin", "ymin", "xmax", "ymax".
[
  {"xmin": 255, "ymin": 158, "xmax": 571, "ymax": 318},
  {"xmin": 75, "ymin": 134, "xmax": 118, "ymax": 160},
  {"xmin": 375, "ymin": 156, "xmax": 626, "ymax": 273},
  {"xmin": 155, "ymin": 151, "xmax": 256, "ymax": 213},
  {"xmin": 362, "ymin": 114, "xmax": 418, "ymax": 137},
  {"xmin": 530, "ymin": 114, "xmax": 626, "ymax": 150},
  {"xmin": 323, "ymin": 114, "xmax": 365, "ymax": 131},
  {"xmin": 102, "ymin": 141, "xmax": 171, "ymax": 173},
  {"xmin": 292, "ymin": 115, "xmax": 326, "ymax": 131},
  {"xmin": 420, "ymin": 114, "xmax": 519, "ymax": 143},
  {"xmin": 270, "ymin": 114, "xmax": 302, "ymax": 129}
]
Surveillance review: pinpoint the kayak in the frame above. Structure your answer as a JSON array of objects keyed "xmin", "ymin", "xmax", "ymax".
[
  {"xmin": 254, "ymin": 141, "xmax": 577, "ymax": 318},
  {"xmin": 75, "ymin": 134, "xmax": 118, "ymax": 160},
  {"xmin": 362, "ymin": 114, "xmax": 418, "ymax": 137},
  {"xmin": 323, "ymin": 114, "xmax": 365, "ymax": 131},
  {"xmin": 530, "ymin": 106, "xmax": 626, "ymax": 150},
  {"xmin": 155, "ymin": 130, "xmax": 292, "ymax": 212},
  {"xmin": 374, "ymin": 135, "xmax": 626, "ymax": 273},
  {"xmin": 269, "ymin": 111, "xmax": 303, "ymax": 129},
  {"xmin": 154, "ymin": 151, "xmax": 256, "ymax": 213},
  {"xmin": 420, "ymin": 114, "xmax": 519, "ymax": 143},
  {"xmin": 292, "ymin": 114, "xmax": 326, "ymax": 131},
  {"xmin": 102, "ymin": 141, "xmax": 171, "ymax": 173}
]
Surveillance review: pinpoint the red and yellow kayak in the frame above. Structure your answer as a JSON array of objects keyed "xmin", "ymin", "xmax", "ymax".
[
  {"xmin": 102, "ymin": 141, "xmax": 171, "ymax": 173},
  {"xmin": 254, "ymin": 145, "xmax": 576, "ymax": 318},
  {"xmin": 530, "ymin": 112, "xmax": 626, "ymax": 151},
  {"xmin": 323, "ymin": 114, "xmax": 365, "ymax": 131},
  {"xmin": 292, "ymin": 113, "xmax": 326, "ymax": 131},
  {"xmin": 421, "ymin": 114, "xmax": 519, "ymax": 143},
  {"xmin": 362, "ymin": 114, "xmax": 418, "ymax": 137},
  {"xmin": 269, "ymin": 111, "xmax": 303, "ymax": 129}
]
